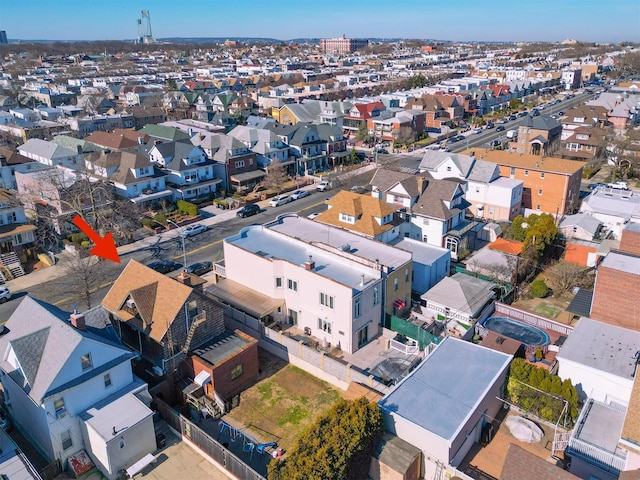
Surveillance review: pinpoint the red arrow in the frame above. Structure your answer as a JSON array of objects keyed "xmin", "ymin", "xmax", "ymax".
[{"xmin": 71, "ymin": 214, "xmax": 120, "ymax": 264}]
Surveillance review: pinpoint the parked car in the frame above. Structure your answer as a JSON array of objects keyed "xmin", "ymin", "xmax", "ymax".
[
  {"xmin": 180, "ymin": 224, "xmax": 206, "ymax": 237},
  {"xmin": 269, "ymin": 194, "xmax": 292, "ymax": 207},
  {"xmin": 531, "ymin": 109, "xmax": 540, "ymax": 116},
  {"xmin": 518, "ymin": 111, "xmax": 528, "ymax": 117},
  {"xmin": 508, "ymin": 115, "xmax": 517, "ymax": 121},
  {"xmin": 588, "ymin": 182, "xmax": 606, "ymax": 189},
  {"xmin": 485, "ymin": 123, "xmax": 495, "ymax": 129},
  {"xmin": 473, "ymin": 128, "xmax": 483, "ymax": 134},
  {"xmin": 558, "ymin": 111, "xmax": 565, "ymax": 116},
  {"xmin": 185, "ymin": 261, "xmax": 213, "ymax": 276},
  {"xmin": 496, "ymin": 125, "xmax": 505, "ymax": 132},
  {"xmin": 290, "ymin": 190, "xmax": 310, "ymax": 200},
  {"xmin": 454, "ymin": 135, "xmax": 465, "ymax": 142},
  {"xmin": 316, "ymin": 180, "xmax": 331, "ymax": 192},
  {"xmin": 236, "ymin": 204, "xmax": 261, "ymax": 218},
  {"xmin": 147, "ymin": 260, "xmax": 180, "ymax": 274},
  {"xmin": 307, "ymin": 212, "xmax": 322, "ymax": 220},
  {"xmin": 0, "ymin": 405, "xmax": 11, "ymax": 431},
  {"xmin": 0, "ymin": 287, "xmax": 11, "ymax": 304}
]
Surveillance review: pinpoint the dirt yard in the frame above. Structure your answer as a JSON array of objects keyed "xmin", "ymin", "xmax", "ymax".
[{"xmin": 223, "ymin": 349, "xmax": 342, "ymax": 450}]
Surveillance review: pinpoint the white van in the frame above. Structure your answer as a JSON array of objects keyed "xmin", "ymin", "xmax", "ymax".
[{"xmin": 506, "ymin": 129, "xmax": 518, "ymax": 139}]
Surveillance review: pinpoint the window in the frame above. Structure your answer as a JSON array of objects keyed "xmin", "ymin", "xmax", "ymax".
[
  {"xmin": 536, "ymin": 205, "xmax": 541, "ymax": 210},
  {"xmin": 446, "ymin": 166, "xmax": 451, "ymax": 171},
  {"xmin": 318, "ymin": 318, "xmax": 332, "ymax": 334},
  {"xmin": 524, "ymin": 170, "xmax": 529, "ymax": 176},
  {"xmin": 235, "ymin": 160, "xmax": 245, "ymax": 168},
  {"xmin": 231, "ymin": 364, "xmax": 244, "ymax": 380},
  {"xmin": 405, "ymin": 268, "xmax": 409, "ymax": 282},
  {"xmin": 288, "ymin": 279, "xmax": 298, "ymax": 292},
  {"xmin": 119, "ymin": 438, "xmax": 126, "ymax": 449},
  {"xmin": 538, "ymin": 189, "xmax": 542, "ymax": 195},
  {"xmin": 510, "ymin": 167, "xmax": 516, "ymax": 176},
  {"xmin": 373, "ymin": 286, "xmax": 379, "ymax": 305},
  {"xmin": 540, "ymin": 172, "xmax": 545, "ymax": 179},
  {"xmin": 54, "ymin": 398, "xmax": 66, "ymax": 418},
  {"xmin": 572, "ymin": 226, "xmax": 578, "ymax": 233},
  {"xmin": 275, "ymin": 277, "xmax": 283, "ymax": 288},
  {"xmin": 81, "ymin": 353, "xmax": 92, "ymax": 370},
  {"xmin": 354, "ymin": 298, "xmax": 361, "ymax": 318},
  {"xmin": 339, "ymin": 213, "xmax": 355, "ymax": 224},
  {"xmin": 104, "ymin": 373, "xmax": 112, "ymax": 388},
  {"xmin": 422, "ymin": 218, "xmax": 429, "ymax": 225},
  {"xmin": 61, "ymin": 430, "xmax": 72, "ymax": 450},
  {"xmin": 287, "ymin": 308, "xmax": 298, "ymax": 325},
  {"xmin": 320, "ymin": 292, "xmax": 334, "ymax": 309},
  {"xmin": 394, "ymin": 278, "xmax": 399, "ymax": 291}
]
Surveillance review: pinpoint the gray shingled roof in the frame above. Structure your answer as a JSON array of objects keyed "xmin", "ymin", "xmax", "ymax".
[
  {"xmin": 151, "ymin": 141, "xmax": 210, "ymax": 171},
  {"xmin": 413, "ymin": 178, "xmax": 464, "ymax": 221},
  {"xmin": 558, "ymin": 212, "xmax": 602, "ymax": 237},
  {"xmin": 421, "ymin": 272, "xmax": 497, "ymax": 317},
  {"xmin": 18, "ymin": 138, "xmax": 78, "ymax": 161},
  {"xmin": 0, "ymin": 297, "xmax": 131, "ymax": 404},
  {"xmin": 521, "ymin": 114, "xmax": 561, "ymax": 131}
]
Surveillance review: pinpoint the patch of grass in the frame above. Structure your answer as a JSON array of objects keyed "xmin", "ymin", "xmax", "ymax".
[
  {"xmin": 534, "ymin": 302, "xmax": 562, "ymax": 319},
  {"xmin": 277, "ymin": 405, "xmax": 308, "ymax": 427},
  {"xmin": 257, "ymin": 381, "xmax": 275, "ymax": 400}
]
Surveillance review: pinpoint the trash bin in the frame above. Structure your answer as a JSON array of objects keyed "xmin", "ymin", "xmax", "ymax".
[{"xmin": 156, "ymin": 433, "xmax": 166, "ymax": 449}]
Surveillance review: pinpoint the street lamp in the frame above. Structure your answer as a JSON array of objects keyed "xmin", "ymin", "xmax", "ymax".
[{"xmin": 165, "ymin": 218, "xmax": 188, "ymax": 272}]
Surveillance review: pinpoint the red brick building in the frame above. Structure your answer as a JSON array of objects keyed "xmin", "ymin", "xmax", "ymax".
[
  {"xmin": 590, "ymin": 223, "xmax": 640, "ymax": 330},
  {"xmin": 190, "ymin": 330, "xmax": 259, "ymax": 405}
]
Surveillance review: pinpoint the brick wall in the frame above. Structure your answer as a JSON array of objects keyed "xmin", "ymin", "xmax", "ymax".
[
  {"xmin": 191, "ymin": 330, "xmax": 259, "ymax": 402},
  {"xmin": 620, "ymin": 228, "xmax": 640, "ymax": 256},
  {"xmin": 591, "ymin": 266, "xmax": 640, "ymax": 330}
]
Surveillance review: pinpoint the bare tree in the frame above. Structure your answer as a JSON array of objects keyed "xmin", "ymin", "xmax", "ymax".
[
  {"xmin": 261, "ymin": 159, "xmax": 288, "ymax": 194},
  {"xmin": 396, "ymin": 126, "xmax": 415, "ymax": 147},
  {"xmin": 56, "ymin": 254, "xmax": 111, "ymax": 310},
  {"xmin": 547, "ymin": 261, "xmax": 592, "ymax": 296},
  {"xmin": 467, "ymin": 256, "xmax": 518, "ymax": 297}
]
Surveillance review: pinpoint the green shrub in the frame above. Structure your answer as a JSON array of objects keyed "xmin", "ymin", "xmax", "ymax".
[
  {"xmin": 177, "ymin": 200, "xmax": 198, "ymax": 217},
  {"xmin": 268, "ymin": 398, "xmax": 383, "ymax": 480},
  {"xmin": 80, "ymin": 240, "xmax": 91, "ymax": 248},
  {"xmin": 70, "ymin": 232, "xmax": 89, "ymax": 244},
  {"xmin": 531, "ymin": 279, "xmax": 549, "ymax": 298},
  {"xmin": 141, "ymin": 218, "xmax": 159, "ymax": 228},
  {"xmin": 153, "ymin": 213, "xmax": 167, "ymax": 225}
]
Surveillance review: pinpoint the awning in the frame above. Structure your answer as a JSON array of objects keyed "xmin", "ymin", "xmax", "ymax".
[
  {"xmin": 0, "ymin": 224, "xmax": 36, "ymax": 240},
  {"xmin": 194, "ymin": 370, "xmax": 211, "ymax": 386},
  {"xmin": 230, "ymin": 170, "xmax": 266, "ymax": 183},
  {"xmin": 131, "ymin": 189, "xmax": 173, "ymax": 204},
  {"xmin": 393, "ymin": 299, "xmax": 406, "ymax": 309},
  {"xmin": 205, "ymin": 278, "xmax": 284, "ymax": 319}
]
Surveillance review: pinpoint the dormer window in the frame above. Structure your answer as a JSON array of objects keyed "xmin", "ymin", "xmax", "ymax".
[
  {"xmin": 81, "ymin": 353, "xmax": 93, "ymax": 370},
  {"xmin": 54, "ymin": 398, "xmax": 66, "ymax": 418}
]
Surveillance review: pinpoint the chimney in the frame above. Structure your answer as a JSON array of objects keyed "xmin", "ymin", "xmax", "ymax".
[
  {"xmin": 360, "ymin": 274, "xmax": 365, "ymax": 286},
  {"xmin": 305, "ymin": 255, "xmax": 315, "ymax": 271},
  {"xmin": 70, "ymin": 310, "xmax": 86, "ymax": 331},
  {"xmin": 176, "ymin": 270, "xmax": 192, "ymax": 286}
]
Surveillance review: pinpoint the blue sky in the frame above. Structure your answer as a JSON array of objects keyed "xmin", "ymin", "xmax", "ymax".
[{"xmin": 1, "ymin": 0, "xmax": 638, "ymax": 43}]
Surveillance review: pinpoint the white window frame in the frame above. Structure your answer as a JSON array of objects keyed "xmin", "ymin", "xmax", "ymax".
[
  {"xmin": 275, "ymin": 277, "xmax": 283, "ymax": 288},
  {"xmin": 61, "ymin": 430, "xmax": 73, "ymax": 450},
  {"xmin": 81, "ymin": 353, "xmax": 92, "ymax": 370},
  {"xmin": 104, "ymin": 373, "xmax": 112, "ymax": 388},
  {"xmin": 318, "ymin": 318, "xmax": 332, "ymax": 334},
  {"xmin": 354, "ymin": 298, "xmax": 361, "ymax": 318},
  {"xmin": 320, "ymin": 292, "xmax": 334, "ymax": 309},
  {"xmin": 287, "ymin": 279, "xmax": 298, "ymax": 292},
  {"xmin": 54, "ymin": 398, "xmax": 66, "ymax": 418}
]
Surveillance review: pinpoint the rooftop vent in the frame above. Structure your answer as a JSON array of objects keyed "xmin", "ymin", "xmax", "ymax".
[{"xmin": 339, "ymin": 244, "xmax": 351, "ymax": 252}]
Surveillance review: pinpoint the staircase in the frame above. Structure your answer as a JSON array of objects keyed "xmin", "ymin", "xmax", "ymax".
[
  {"xmin": 204, "ymin": 397, "xmax": 223, "ymax": 420},
  {"xmin": 182, "ymin": 312, "xmax": 207, "ymax": 353},
  {"xmin": 0, "ymin": 252, "xmax": 24, "ymax": 279}
]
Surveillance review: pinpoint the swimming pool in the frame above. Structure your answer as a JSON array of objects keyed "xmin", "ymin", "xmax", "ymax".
[{"xmin": 482, "ymin": 316, "xmax": 550, "ymax": 346}]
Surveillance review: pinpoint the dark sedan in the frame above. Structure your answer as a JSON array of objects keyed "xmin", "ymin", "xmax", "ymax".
[
  {"xmin": 185, "ymin": 261, "xmax": 213, "ymax": 276},
  {"xmin": 147, "ymin": 260, "xmax": 180, "ymax": 274}
]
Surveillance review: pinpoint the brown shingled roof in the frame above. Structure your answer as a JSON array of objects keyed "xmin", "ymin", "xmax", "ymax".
[
  {"xmin": 101, "ymin": 260, "xmax": 192, "ymax": 342},
  {"xmin": 316, "ymin": 190, "xmax": 399, "ymax": 238},
  {"xmin": 500, "ymin": 444, "xmax": 580, "ymax": 480},
  {"xmin": 621, "ymin": 375, "xmax": 640, "ymax": 454}
]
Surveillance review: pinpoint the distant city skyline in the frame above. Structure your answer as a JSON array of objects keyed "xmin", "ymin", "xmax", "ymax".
[{"xmin": 1, "ymin": 0, "xmax": 639, "ymax": 44}]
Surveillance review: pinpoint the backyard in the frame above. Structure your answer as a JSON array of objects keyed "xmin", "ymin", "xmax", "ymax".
[{"xmin": 222, "ymin": 350, "xmax": 342, "ymax": 451}]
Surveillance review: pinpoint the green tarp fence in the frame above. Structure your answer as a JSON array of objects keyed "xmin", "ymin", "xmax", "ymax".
[{"xmin": 389, "ymin": 315, "xmax": 438, "ymax": 351}]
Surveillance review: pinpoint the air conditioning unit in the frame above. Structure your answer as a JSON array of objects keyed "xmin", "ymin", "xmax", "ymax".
[{"xmin": 304, "ymin": 327, "xmax": 312, "ymax": 336}]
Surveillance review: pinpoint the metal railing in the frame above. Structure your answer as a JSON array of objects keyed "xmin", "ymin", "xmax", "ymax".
[
  {"xmin": 566, "ymin": 437, "xmax": 626, "ymax": 473},
  {"xmin": 494, "ymin": 302, "xmax": 573, "ymax": 335}
]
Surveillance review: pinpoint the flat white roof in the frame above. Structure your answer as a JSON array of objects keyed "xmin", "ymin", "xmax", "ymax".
[
  {"xmin": 379, "ymin": 337, "xmax": 512, "ymax": 441},
  {"xmin": 557, "ymin": 317, "xmax": 640, "ymax": 379}
]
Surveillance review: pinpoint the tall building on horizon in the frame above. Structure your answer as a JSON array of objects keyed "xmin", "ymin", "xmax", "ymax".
[
  {"xmin": 0, "ymin": 31, "xmax": 7, "ymax": 45},
  {"xmin": 320, "ymin": 34, "xmax": 368, "ymax": 54}
]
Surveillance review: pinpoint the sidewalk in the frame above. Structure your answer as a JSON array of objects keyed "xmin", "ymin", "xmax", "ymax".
[{"xmin": 5, "ymin": 181, "xmax": 323, "ymax": 293}]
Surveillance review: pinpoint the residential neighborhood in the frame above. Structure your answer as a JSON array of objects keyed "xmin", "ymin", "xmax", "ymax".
[{"xmin": 0, "ymin": 6, "xmax": 639, "ymax": 480}]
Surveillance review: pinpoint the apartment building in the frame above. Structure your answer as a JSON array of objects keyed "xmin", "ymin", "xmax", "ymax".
[
  {"xmin": 320, "ymin": 35, "xmax": 368, "ymax": 53},
  {"xmin": 472, "ymin": 149, "xmax": 583, "ymax": 217},
  {"xmin": 219, "ymin": 215, "xmax": 413, "ymax": 353}
]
